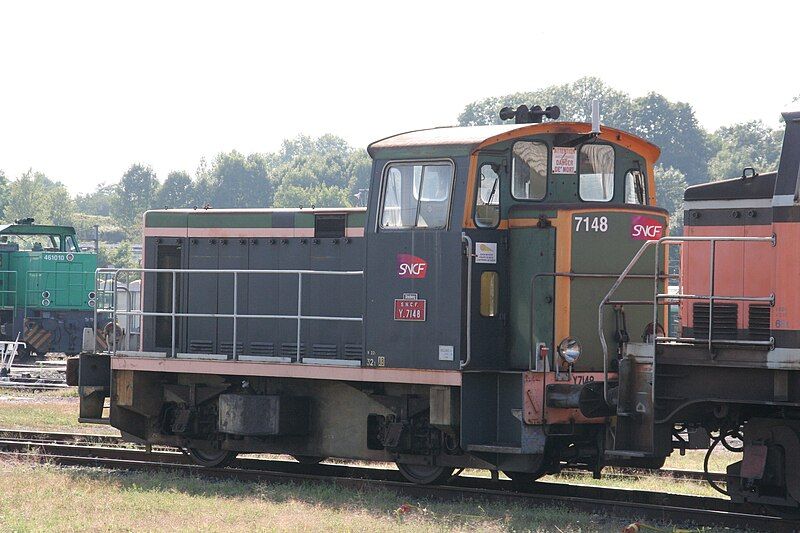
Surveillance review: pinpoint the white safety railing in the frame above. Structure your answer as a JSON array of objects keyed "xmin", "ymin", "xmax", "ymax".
[
  {"xmin": 94, "ymin": 267, "xmax": 364, "ymax": 362},
  {"xmin": 599, "ymin": 235, "xmax": 775, "ymax": 403}
]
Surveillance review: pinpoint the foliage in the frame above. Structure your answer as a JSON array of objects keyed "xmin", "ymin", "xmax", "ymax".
[
  {"xmin": 71, "ymin": 213, "xmax": 125, "ymax": 245},
  {"xmin": 271, "ymin": 134, "xmax": 370, "ymax": 208},
  {"xmin": 273, "ymin": 184, "xmax": 352, "ymax": 208},
  {"xmin": 0, "ymin": 79, "xmax": 792, "ymax": 269},
  {"xmin": 0, "ymin": 170, "xmax": 10, "ymax": 218},
  {"xmin": 155, "ymin": 170, "xmax": 194, "ymax": 208},
  {"xmin": 75, "ymin": 183, "xmax": 115, "ymax": 217},
  {"xmin": 707, "ymin": 121, "xmax": 782, "ymax": 181},
  {"xmin": 654, "ymin": 165, "xmax": 688, "ymax": 234},
  {"xmin": 97, "ymin": 241, "xmax": 139, "ymax": 269},
  {"xmin": 458, "ymin": 76, "xmax": 712, "ymax": 184},
  {"xmin": 5, "ymin": 169, "xmax": 75, "ymax": 225},
  {"xmin": 200, "ymin": 151, "xmax": 273, "ymax": 208},
  {"xmin": 112, "ymin": 164, "xmax": 158, "ymax": 226},
  {"xmin": 628, "ymin": 93, "xmax": 711, "ymax": 184}
]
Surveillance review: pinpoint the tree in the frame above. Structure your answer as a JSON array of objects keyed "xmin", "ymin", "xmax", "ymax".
[
  {"xmin": 6, "ymin": 169, "xmax": 75, "ymax": 225},
  {"xmin": 75, "ymin": 183, "xmax": 116, "ymax": 216},
  {"xmin": 630, "ymin": 93, "xmax": 712, "ymax": 185},
  {"xmin": 97, "ymin": 241, "xmax": 139, "ymax": 269},
  {"xmin": 271, "ymin": 134, "xmax": 370, "ymax": 208},
  {"xmin": 112, "ymin": 164, "xmax": 159, "ymax": 225},
  {"xmin": 201, "ymin": 151, "xmax": 273, "ymax": 208},
  {"xmin": 654, "ymin": 165, "xmax": 688, "ymax": 234},
  {"xmin": 458, "ymin": 76, "xmax": 632, "ymax": 127},
  {"xmin": 707, "ymin": 121, "xmax": 782, "ymax": 181},
  {"xmin": 457, "ymin": 77, "xmax": 712, "ymax": 185},
  {"xmin": 155, "ymin": 171, "xmax": 195, "ymax": 208},
  {"xmin": 273, "ymin": 184, "xmax": 352, "ymax": 208},
  {"xmin": 0, "ymin": 170, "xmax": 9, "ymax": 219}
]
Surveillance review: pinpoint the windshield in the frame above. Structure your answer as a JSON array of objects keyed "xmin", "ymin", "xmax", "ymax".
[{"xmin": 0, "ymin": 234, "xmax": 63, "ymax": 252}]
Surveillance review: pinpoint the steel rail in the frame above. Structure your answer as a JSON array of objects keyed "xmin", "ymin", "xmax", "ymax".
[
  {"xmin": 0, "ymin": 428, "xmax": 727, "ymax": 483},
  {"xmin": 0, "ymin": 442, "xmax": 791, "ymax": 532}
]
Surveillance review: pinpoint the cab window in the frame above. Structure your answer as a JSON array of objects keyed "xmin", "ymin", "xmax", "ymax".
[
  {"xmin": 475, "ymin": 163, "xmax": 500, "ymax": 227},
  {"xmin": 625, "ymin": 169, "xmax": 647, "ymax": 205},
  {"xmin": 511, "ymin": 141, "xmax": 547, "ymax": 200},
  {"xmin": 66, "ymin": 235, "xmax": 79, "ymax": 252},
  {"xmin": 579, "ymin": 144, "xmax": 614, "ymax": 201},
  {"xmin": 380, "ymin": 161, "xmax": 454, "ymax": 229}
]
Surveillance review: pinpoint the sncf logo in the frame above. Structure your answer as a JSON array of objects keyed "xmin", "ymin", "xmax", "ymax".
[
  {"xmin": 397, "ymin": 254, "xmax": 428, "ymax": 279},
  {"xmin": 631, "ymin": 215, "xmax": 663, "ymax": 240}
]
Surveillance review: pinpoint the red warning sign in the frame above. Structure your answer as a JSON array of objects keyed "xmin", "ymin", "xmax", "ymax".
[{"xmin": 394, "ymin": 297, "xmax": 427, "ymax": 321}]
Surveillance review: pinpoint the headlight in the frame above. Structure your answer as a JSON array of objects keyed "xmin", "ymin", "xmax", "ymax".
[{"xmin": 557, "ymin": 337, "xmax": 581, "ymax": 364}]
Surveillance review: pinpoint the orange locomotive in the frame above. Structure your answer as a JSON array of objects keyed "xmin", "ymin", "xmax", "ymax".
[{"xmin": 607, "ymin": 111, "xmax": 800, "ymax": 510}]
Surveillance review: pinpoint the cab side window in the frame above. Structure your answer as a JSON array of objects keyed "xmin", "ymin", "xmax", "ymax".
[
  {"xmin": 625, "ymin": 169, "xmax": 647, "ymax": 205},
  {"xmin": 511, "ymin": 141, "xmax": 547, "ymax": 200},
  {"xmin": 475, "ymin": 163, "xmax": 500, "ymax": 227},
  {"xmin": 380, "ymin": 161, "xmax": 454, "ymax": 229},
  {"xmin": 579, "ymin": 144, "xmax": 614, "ymax": 201}
]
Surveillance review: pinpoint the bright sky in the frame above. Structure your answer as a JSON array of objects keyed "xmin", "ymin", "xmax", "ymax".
[{"xmin": 1, "ymin": 1, "xmax": 797, "ymax": 195}]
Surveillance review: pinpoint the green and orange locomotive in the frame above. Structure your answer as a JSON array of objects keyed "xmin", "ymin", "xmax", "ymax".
[{"xmin": 72, "ymin": 105, "xmax": 800, "ymax": 512}]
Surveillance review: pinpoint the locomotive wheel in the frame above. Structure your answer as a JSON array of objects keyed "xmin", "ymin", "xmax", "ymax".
[
  {"xmin": 293, "ymin": 455, "xmax": 326, "ymax": 465},
  {"xmin": 186, "ymin": 447, "xmax": 237, "ymax": 468},
  {"xmin": 396, "ymin": 462, "xmax": 454, "ymax": 485}
]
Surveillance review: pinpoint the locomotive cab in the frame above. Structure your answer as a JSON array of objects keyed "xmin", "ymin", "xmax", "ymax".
[{"xmin": 366, "ymin": 114, "xmax": 667, "ymax": 476}]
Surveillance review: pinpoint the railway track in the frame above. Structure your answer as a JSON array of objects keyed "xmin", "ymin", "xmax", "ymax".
[
  {"xmin": 0, "ymin": 429, "xmax": 726, "ymax": 483},
  {"xmin": 0, "ymin": 361, "xmax": 68, "ymax": 390},
  {"xmin": 0, "ymin": 429, "xmax": 790, "ymax": 531}
]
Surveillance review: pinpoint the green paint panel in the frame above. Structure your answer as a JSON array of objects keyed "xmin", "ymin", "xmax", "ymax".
[
  {"xmin": 144, "ymin": 211, "xmax": 189, "ymax": 228},
  {"xmin": 347, "ymin": 211, "xmax": 366, "ymax": 228},
  {"xmin": 567, "ymin": 210, "xmax": 668, "ymax": 372},
  {"xmin": 508, "ymin": 225, "xmax": 555, "ymax": 369},
  {"xmin": 294, "ymin": 213, "xmax": 314, "ymax": 228},
  {"xmin": 187, "ymin": 212, "xmax": 272, "ymax": 228},
  {"xmin": 10, "ymin": 252, "xmax": 96, "ymax": 310}
]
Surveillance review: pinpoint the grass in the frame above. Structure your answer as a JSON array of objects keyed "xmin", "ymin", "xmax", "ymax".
[
  {"xmin": 0, "ymin": 389, "xmax": 117, "ymax": 435},
  {"xmin": 665, "ymin": 448, "xmax": 739, "ymax": 473},
  {"xmin": 0, "ymin": 458, "xmax": 736, "ymax": 532},
  {"xmin": 0, "ymin": 390, "xmax": 740, "ymax": 500},
  {"xmin": 0, "ymin": 390, "xmax": 748, "ymax": 530}
]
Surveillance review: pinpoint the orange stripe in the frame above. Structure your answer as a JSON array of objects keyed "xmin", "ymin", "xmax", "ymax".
[{"xmin": 461, "ymin": 123, "xmax": 661, "ymax": 229}]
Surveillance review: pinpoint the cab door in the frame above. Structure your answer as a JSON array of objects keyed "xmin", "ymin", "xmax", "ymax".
[
  {"xmin": 364, "ymin": 159, "xmax": 464, "ymax": 370},
  {"xmin": 465, "ymin": 154, "xmax": 508, "ymax": 369}
]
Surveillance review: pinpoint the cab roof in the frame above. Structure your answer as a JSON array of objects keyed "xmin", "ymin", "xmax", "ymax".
[
  {"xmin": 368, "ymin": 122, "xmax": 661, "ymax": 161},
  {"xmin": 0, "ymin": 223, "xmax": 77, "ymax": 236}
]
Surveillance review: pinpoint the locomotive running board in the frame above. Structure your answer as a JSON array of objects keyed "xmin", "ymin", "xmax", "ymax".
[{"xmin": 110, "ymin": 356, "xmax": 462, "ymax": 386}]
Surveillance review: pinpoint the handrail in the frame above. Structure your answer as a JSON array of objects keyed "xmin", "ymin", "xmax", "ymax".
[
  {"xmin": 94, "ymin": 267, "xmax": 364, "ymax": 362},
  {"xmin": 461, "ymin": 233, "xmax": 472, "ymax": 370},
  {"xmin": 530, "ymin": 271, "xmax": 672, "ymax": 371},
  {"xmin": 598, "ymin": 234, "xmax": 775, "ymax": 405}
]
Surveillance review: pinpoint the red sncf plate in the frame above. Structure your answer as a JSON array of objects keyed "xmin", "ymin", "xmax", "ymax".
[
  {"xmin": 394, "ymin": 298, "xmax": 427, "ymax": 321},
  {"xmin": 630, "ymin": 215, "xmax": 663, "ymax": 241}
]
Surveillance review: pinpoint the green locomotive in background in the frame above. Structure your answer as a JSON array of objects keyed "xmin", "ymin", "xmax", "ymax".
[{"xmin": 0, "ymin": 219, "xmax": 98, "ymax": 356}]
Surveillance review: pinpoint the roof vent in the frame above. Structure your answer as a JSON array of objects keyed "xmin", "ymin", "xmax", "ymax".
[{"xmin": 499, "ymin": 105, "xmax": 560, "ymax": 125}]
